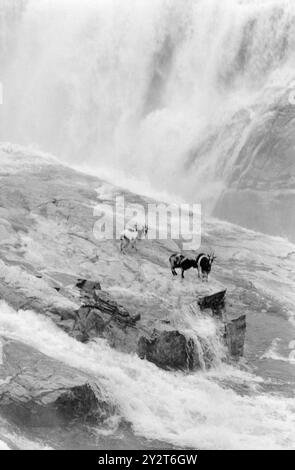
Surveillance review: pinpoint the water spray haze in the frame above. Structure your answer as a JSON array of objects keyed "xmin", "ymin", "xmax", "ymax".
[{"xmin": 1, "ymin": 0, "xmax": 295, "ymax": 210}]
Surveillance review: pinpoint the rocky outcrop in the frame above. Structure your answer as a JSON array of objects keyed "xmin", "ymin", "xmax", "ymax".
[
  {"xmin": 198, "ymin": 290, "xmax": 226, "ymax": 316},
  {"xmin": 213, "ymin": 100, "xmax": 295, "ymax": 242},
  {"xmin": 0, "ymin": 147, "xmax": 248, "ymax": 376},
  {"xmin": 71, "ymin": 279, "xmax": 140, "ymax": 346},
  {"xmin": 197, "ymin": 290, "xmax": 246, "ymax": 359},
  {"xmin": 138, "ymin": 329, "xmax": 196, "ymax": 371},
  {"xmin": 0, "ymin": 337, "xmax": 114, "ymax": 427},
  {"xmin": 224, "ymin": 314, "xmax": 246, "ymax": 358},
  {"xmin": 73, "ymin": 281, "xmax": 225, "ymax": 371},
  {"xmin": 75, "ymin": 279, "xmax": 102, "ymax": 295}
]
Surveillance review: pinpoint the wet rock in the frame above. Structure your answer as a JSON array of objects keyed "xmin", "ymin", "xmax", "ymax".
[
  {"xmin": 224, "ymin": 314, "xmax": 246, "ymax": 358},
  {"xmin": 71, "ymin": 330, "xmax": 88, "ymax": 343},
  {"xmin": 0, "ymin": 337, "xmax": 114, "ymax": 427},
  {"xmin": 58, "ymin": 319, "xmax": 75, "ymax": 333},
  {"xmin": 213, "ymin": 102, "xmax": 295, "ymax": 242},
  {"xmin": 73, "ymin": 283, "xmax": 140, "ymax": 343},
  {"xmin": 138, "ymin": 329, "xmax": 197, "ymax": 371},
  {"xmin": 198, "ymin": 290, "xmax": 226, "ymax": 315},
  {"xmin": 76, "ymin": 279, "xmax": 101, "ymax": 296},
  {"xmin": 197, "ymin": 290, "xmax": 246, "ymax": 359},
  {"xmin": 0, "ymin": 148, "xmax": 249, "ymax": 375}
]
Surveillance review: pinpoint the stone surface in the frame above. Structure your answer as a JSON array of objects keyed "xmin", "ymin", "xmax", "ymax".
[
  {"xmin": 197, "ymin": 290, "xmax": 246, "ymax": 359},
  {"xmin": 138, "ymin": 329, "xmax": 196, "ymax": 371},
  {"xmin": 0, "ymin": 337, "xmax": 114, "ymax": 427},
  {"xmin": 76, "ymin": 279, "xmax": 102, "ymax": 301},
  {"xmin": 0, "ymin": 145, "xmax": 254, "ymax": 373},
  {"xmin": 73, "ymin": 278, "xmax": 141, "ymax": 346},
  {"xmin": 224, "ymin": 315, "xmax": 247, "ymax": 358},
  {"xmin": 213, "ymin": 100, "xmax": 295, "ymax": 242},
  {"xmin": 198, "ymin": 290, "xmax": 227, "ymax": 315}
]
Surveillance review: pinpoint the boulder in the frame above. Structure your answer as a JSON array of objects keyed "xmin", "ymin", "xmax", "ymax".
[
  {"xmin": 0, "ymin": 337, "xmax": 114, "ymax": 427},
  {"xmin": 138, "ymin": 329, "xmax": 197, "ymax": 371},
  {"xmin": 198, "ymin": 290, "xmax": 226, "ymax": 315}
]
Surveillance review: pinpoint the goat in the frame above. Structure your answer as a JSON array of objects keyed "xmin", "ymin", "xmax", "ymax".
[
  {"xmin": 169, "ymin": 253, "xmax": 198, "ymax": 279},
  {"xmin": 196, "ymin": 252, "xmax": 216, "ymax": 282},
  {"xmin": 169, "ymin": 252, "xmax": 216, "ymax": 281},
  {"xmin": 120, "ymin": 227, "xmax": 139, "ymax": 253},
  {"xmin": 134, "ymin": 223, "xmax": 149, "ymax": 239},
  {"xmin": 169, "ymin": 253, "xmax": 185, "ymax": 276}
]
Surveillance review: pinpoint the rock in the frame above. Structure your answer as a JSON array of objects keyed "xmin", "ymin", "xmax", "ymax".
[
  {"xmin": 76, "ymin": 279, "xmax": 101, "ymax": 296},
  {"xmin": 73, "ymin": 286, "xmax": 140, "ymax": 343},
  {"xmin": 0, "ymin": 148, "xmax": 248, "ymax": 374},
  {"xmin": 71, "ymin": 330, "xmax": 88, "ymax": 343},
  {"xmin": 58, "ymin": 319, "xmax": 75, "ymax": 333},
  {"xmin": 198, "ymin": 290, "xmax": 227, "ymax": 315},
  {"xmin": 197, "ymin": 290, "xmax": 246, "ymax": 359},
  {"xmin": 213, "ymin": 101, "xmax": 295, "ymax": 242},
  {"xmin": 0, "ymin": 337, "xmax": 114, "ymax": 427},
  {"xmin": 138, "ymin": 329, "xmax": 197, "ymax": 371},
  {"xmin": 224, "ymin": 315, "xmax": 246, "ymax": 358}
]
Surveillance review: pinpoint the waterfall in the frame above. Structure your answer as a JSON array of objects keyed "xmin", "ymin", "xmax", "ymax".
[{"xmin": 0, "ymin": 0, "xmax": 294, "ymax": 220}]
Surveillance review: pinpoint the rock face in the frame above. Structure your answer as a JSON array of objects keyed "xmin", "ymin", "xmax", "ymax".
[
  {"xmin": 213, "ymin": 100, "xmax": 295, "ymax": 242},
  {"xmin": 76, "ymin": 279, "xmax": 102, "ymax": 294},
  {"xmin": 138, "ymin": 330, "xmax": 195, "ymax": 371},
  {"xmin": 76, "ymin": 281, "xmax": 244, "ymax": 371},
  {"xmin": 198, "ymin": 290, "xmax": 227, "ymax": 316},
  {"xmin": 0, "ymin": 146, "xmax": 248, "ymax": 376},
  {"xmin": 72, "ymin": 279, "xmax": 140, "ymax": 347},
  {"xmin": 0, "ymin": 337, "xmax": 114, "ymax": 427},
  {"xmin": 197, "ymin": 290, "xmax": 246, "ymax": 359},
  {"xmin": 224, "ymin": 315, "xmax": 246, "ymax": 358}
]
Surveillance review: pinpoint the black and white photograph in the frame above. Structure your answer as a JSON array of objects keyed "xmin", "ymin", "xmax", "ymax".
[{"xmin": 0, "ymin": 0, "xmax": 294, "ymax": 454}]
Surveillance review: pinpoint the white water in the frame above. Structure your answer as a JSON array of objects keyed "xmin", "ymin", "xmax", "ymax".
[
  {"xmin": 0, "ymin": 440, "xmax": 10, "ymax": 450},
  {"xmin": 262, "ymin": 337, "xmax": 295, "ymax": 364},
  {"xmin": 1, "ymin": 0, "xmax": 295, "ymax": 207},
  {"xmin": 0, "ymin": 300, "xmax": 295, "ymax": 450}
]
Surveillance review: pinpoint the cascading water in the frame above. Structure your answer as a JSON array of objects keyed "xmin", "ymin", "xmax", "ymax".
[
  {"xmin": 0, "ymin": 300, "xmax": 295, "ymax": 450},
  {"xmin": 1, "ymin": 0, "xmax": 295, "ymax": 218}
]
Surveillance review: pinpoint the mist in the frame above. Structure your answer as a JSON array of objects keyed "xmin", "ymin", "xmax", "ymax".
[{"xmin": 1, "ymin": 0, "xmax": 295, "ymax": 232}]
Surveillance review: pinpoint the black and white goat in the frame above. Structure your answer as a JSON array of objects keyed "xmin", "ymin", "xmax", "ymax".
[
  {"xmin": 169, "ymin": 252, "xmax": 216, "ymax": 281},
  {"xmin": 169, "ymin": 253, "xmax": 195, "ymax": 279},
  {"xmin": 196, "ymin": 253, "xmax": 216, "ymax": 282}
]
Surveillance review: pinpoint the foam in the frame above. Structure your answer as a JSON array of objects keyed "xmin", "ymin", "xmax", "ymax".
[{"xmin": 0, "ymin": 301, "xmax": 294, "ymax": 449}]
